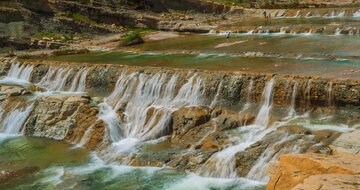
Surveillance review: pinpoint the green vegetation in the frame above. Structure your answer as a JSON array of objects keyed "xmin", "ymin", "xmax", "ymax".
[
  {"xmin": 120, "ymin": 31, "xmax": 142, "ymax": 46},
  {"xmin": 0, "ymin": 1, "xmax": 17, "ymax": 8},
  {"xmin": 119, "ymin": 28, "xmax": 154, "ymax": 46},
  {"xmin": 70, "ymin": 13, "xmax": 97, "ymax": 25}
]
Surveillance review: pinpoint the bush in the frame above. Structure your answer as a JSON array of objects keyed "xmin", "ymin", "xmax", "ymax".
[
  {"xmin": 120, "ymin": 31, "xmax": 142, "ymax": 46},
  {"xmin": 70, "ymin": 13, "xmax": 97, "ymax": 25}
]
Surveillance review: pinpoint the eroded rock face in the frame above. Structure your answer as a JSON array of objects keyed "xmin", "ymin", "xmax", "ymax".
[
  {"xmin": 24, "ymin": 94, "xmax": 92, "ymax": 140},
  {"xmin": 171, "ymin": 106, "xmax": 212, "ymax": 144},
  {"xmin": 0, "ymin": 85, "xmax": 31, "ymax": 99},
  {"xmin": 267, "ymin": 153, "xmax": 360, "ymax": 190}
]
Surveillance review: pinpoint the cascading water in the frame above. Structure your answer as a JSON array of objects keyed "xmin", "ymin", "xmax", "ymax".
[
  {"xmin": 0, "ymin": 103, "xmax": 34, "ymax": 134},
  {"xmin": 69, "ymin": 68, "xmax": 89, "ymax": 92},
  {"xmin": 100, "ymin": 71, "xmax": 206, "ymax": 160},
  {"xmin": 198, "ymin": 78, "xmax": 276, "ymax": 178},
  {"xmin": 327, "ymin": 81, "xmax": 333, "ymax": 107},
  {"xmin": 287, "ymin": 82, "xmax": 298, "ymax": 118},
  {"xmin": 242, "ymin": 77, "xmax": 254, "ymax": 112},
  {"xmin": 305, "ymin": 79, "xmax": 312, "ymax": 110}
]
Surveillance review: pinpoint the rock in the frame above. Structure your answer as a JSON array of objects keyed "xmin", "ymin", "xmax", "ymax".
[
  {"xmin": 171, "ymin": 106, "xmax": 211, "ymax": 143},
  {"xmin": 292, "ymin": 174, "xmax": 360, "ymax": 190},
  {"xmin": 235, "ymin": 125, "xmax": 317, "ymax": 177},
  {"xmin": 0, "ymin": 167, "xmax": 39, "ymax": 185},
  {"xmin": 125, "ymin": 36, "xmax": 144, "ymax": 46},
  {"xmin": 331, "ymin": 129, "xmax": 360, "ymax": 155},
  {"xmin": 0, "ymin": 85, "xmax": 31, "ymax": 97},
  {"xmin": 200, "ymin": 139, "xmax": 222, "ymax": 152},
  {"xmin": 267, "ymin": 153, "xmax": 360, "ymax": 190},
  {"xmin": 24, "ymin": 94, "xmax": 91, "ymax": 141}
]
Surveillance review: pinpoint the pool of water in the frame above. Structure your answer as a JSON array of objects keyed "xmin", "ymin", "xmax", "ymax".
[{"xmin": 0, "ymin": 135, "xmax": 265, "ymax": 190}]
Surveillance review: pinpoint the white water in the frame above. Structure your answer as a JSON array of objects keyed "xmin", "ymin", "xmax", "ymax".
[
  {"xmin": 38, "ymin": 67, "xmax": 79, "ymax": 92},
  {"xmin": 305, "ymin": 79, "xmax": 312, "ymax": 109},
  {"xmin": 327, "ymin": 81, "xmax": 333, "ymax": 107},
  {"xmin": 287, "ymin": 82, "xmax": 298, "ymax": 118},
  {"xmin": 7, "ymin": 63, "xmax": 34, "ymax": 81},
  {"xmin": 198, "ymin": 78, "xmax": 276, "ymax": 178},
  {"xmin": 242, "ymin": 78, "xmax": 254, "ymax": 112},
  {"xmin": 100, "ymin": 72, "xmax": 206, "ymax": 160},
  {"xmin": 210, "ymin": 81, "xmax": 223, "ymax": 108},
  {"xmin": 0, "ymin": 103, "xmax": 34, "ymax": 134},
  {"xmin": 69, "ymin": 68, "xmax": 89, "ymax": 92}
]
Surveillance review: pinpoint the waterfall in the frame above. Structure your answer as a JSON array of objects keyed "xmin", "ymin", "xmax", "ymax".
[
  {"xmin": 254, "ymin": 78, "xmax": 275, "ymax": 127},
  {"xmin": 102, "ymin": 72, "xmax": 204, "ymax": 144},
  {"xmin": 287, "ymin": 82, "xmax": 298, "ymax": 118},
  {"xmin": 242, "ymin": 77, "xmax": 254, "ymax": 112},
  {"xmin": 0, "ymin": 103, "xmax": 34, "ymax": 134},
  {"xmin": 39, "ymin": 67, "xmax": 74, "ymax": 92},
  {"xmin": 78, "ymin": 125, "xmax": 95, "ymax": 147},
  {"xmin": 335, "ymin": 28, "xmax": 342, "ymax": 35},
  {"xmin": 246, "ymin": 133, "xmax": 310, "ymax": 182},
  {"xmin": 6, "ymin": 62, "xmax": 34, "ymax": 82},
  {"xmin": 353, "ymin": 9, "xmax": 360, "ymax": 17},
  {"xmin": 69, "ymin": 68, "xmax": 89, "ymax": 92},
  {"xmin": 197, "ymin": 78, "xmax": 276, "ymax": 178},
  {"xmin": 327, "ymin": 81, "xmax": 333, "ymax": 107},
  {"xmin": 294, "ymin": 11, "xmax": 300, "ymax": 18},
  {"xmin": 210, "ymin": 81, "xmax": 223, "ymax": 108},
  {"xmin": 305, "ymin": 79, "xmax": 312, "ymax": 109}
]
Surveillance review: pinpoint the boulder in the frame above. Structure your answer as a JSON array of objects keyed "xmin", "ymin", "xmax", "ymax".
[
  {"xmin": 267, "ymin": 153, "xmax": 360, "ymax": 190},
  {"xmin": 292, "ymin": 174, "xmax": 360, "ymax": 190},
  {"xmin": 24, "ymin": 94, "xmax": 91, "ymax": 141},
  {"xmin": 171, "ymin": 106, "xmax": 211, "ymax": 143},
  {"xmin": 0, "ymin": 85, "xmax": 31, "ymax": 98},
  {"xmin": 331, "ymin": 129, "xmax": 360, "ymax": 155}
]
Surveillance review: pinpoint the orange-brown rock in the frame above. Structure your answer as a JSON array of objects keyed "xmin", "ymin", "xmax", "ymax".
[
  {"xmin": 292, "ymin": 174, "xmax": 360, "ymax": 190},
  {"xmin": 0, "ymin": 167, "xmax": 39, "ymax": 185},
  {"xmin": 267, "ymin": 153, "xmax": 360, "ymax": 190}
]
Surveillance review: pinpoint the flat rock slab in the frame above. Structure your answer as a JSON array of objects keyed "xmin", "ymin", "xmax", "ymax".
[{"xmin": 267, "ymin": 153, "xmax": 360, "ymax": 190}]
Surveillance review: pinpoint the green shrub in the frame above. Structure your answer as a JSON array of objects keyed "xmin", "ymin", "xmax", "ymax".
[
  {"xmin": 120, "ymin": 31, "xmax": 141, "ymax": 46},
  {"xmin": 70, "ymin": 13, "xmax": 97, "ymax": 25}
]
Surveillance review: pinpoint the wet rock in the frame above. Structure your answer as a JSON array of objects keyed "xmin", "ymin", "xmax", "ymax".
[
  {"xmin": 124, "ymin": 36, "xmax": 144, "ymax": 46},
  {"xmin": 24, "ymin": 94, "xmax": 92, "ymax": 141},
  {"xmin": 0, "ymin": 166, "xmax": 39, "ymax": 185},
  {"xmin": 235, "ymin": 125, "xmax": 318, "ymax": 177},
  {"xmin": 267, "ymin": 153, "xmax": 360, "ymax": 190},
  {"xmin": 213, "ymin": 108, "xmax": 255, "ymax": 131},
  {"xmin": 331, "ymin": 129, "xmax": 360, "ymax": 155},
  {"xmin": 171, "ymin": 106, "xmax": 211, "ymax": 143},
  {"xmin": 64, "ymin": 104, "xmax": 108, "ymax": 150},
  {"xmin": 0, "ymin": 85, "xmax": 31, "ymax": 97},
  {"xmin": 292, "ymin": 174, "xmax": 360, "ymax": 190}
]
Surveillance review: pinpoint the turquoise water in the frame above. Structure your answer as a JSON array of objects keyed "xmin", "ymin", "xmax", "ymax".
[{"xmin": 0, "ymin": 136, "xmax": 265, "ymax": 190}]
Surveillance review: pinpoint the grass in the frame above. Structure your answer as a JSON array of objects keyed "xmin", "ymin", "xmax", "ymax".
[
  {"xmin": 120, "ymin": 31, "xmax": 142, "ymax": 46},
  {"xmin": 70, "ymin": 13, "xmax": 97, "ymax": 25},
  {"xmin": 119, "ymin": 28, "xmax": 155, "ymax": 46}
]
